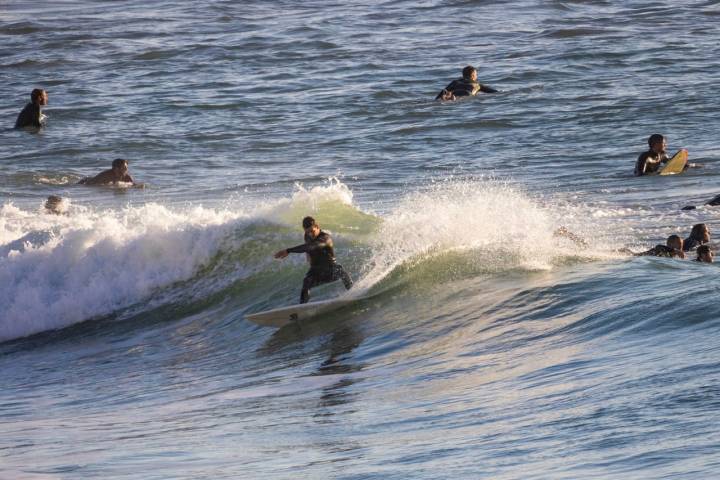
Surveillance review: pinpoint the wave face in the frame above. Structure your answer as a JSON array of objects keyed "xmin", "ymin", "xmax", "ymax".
[
  {"xmin": 3, "ymin": 0, "xmax": 720, "ymax": 478},
  {"xmin": 0, "ymin": 179, "xmax": 609, "ymax": 341}
]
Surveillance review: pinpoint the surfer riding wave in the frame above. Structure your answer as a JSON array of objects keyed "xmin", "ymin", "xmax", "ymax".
[{"xmin": 274, "ymin": 216, "xmax": 353, "ymax": 304}]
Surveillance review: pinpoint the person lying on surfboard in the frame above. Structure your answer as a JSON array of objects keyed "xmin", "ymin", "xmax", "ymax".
[
  {"xmin": 78, "ymin": 158, "xmax": 140, "ymax": 186},
  {"xmin": 274, "ymin": 216, "xmax": 353, "ymax": 304},
  {"xmin": 435, "ymin": 65, "xmax": 498, "ymax": 101},
  {"xmin": 635, "ymin": 234, "xmax": 685, "ymax": 259}
]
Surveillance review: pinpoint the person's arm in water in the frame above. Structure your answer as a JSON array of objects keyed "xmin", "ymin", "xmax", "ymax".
[{"xmin": 478, "ymin": 84, "xmax": 498, "ymax": 93}]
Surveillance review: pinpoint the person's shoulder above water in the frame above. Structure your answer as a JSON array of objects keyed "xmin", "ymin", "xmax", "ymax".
[
  {"xmin": 14, "ymin": 88, "xmax": 48, "ymax": 129},
  {"xmin": 636, "ymin": 234, "xmax": 685, "ymax": 258},
  {"xmin": 683, "ymin": 223, "xmax": 710, "ymax": 252},
  {"xmin": 435, "ymin": 65, "xmax": 498, "ymax": 101},
  {"xmin": 634, "ymin": 133, "xmax": 669, "ymax": 176},
  {"xmin": 78, "ymin": 158, "xmax": 136, "ymax": 186}
]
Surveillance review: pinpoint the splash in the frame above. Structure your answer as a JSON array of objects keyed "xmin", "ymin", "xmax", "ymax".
[
  {"xmin": 0, "ymin": 180, "xmax": 371, "ymax": 342},
  {"xmin": 0, "ymin": 178, "xmax": 622, "ymax": 342},
  {"xmin": 355, "ymin": 179, "xmax": 607, "ymax": 292}
]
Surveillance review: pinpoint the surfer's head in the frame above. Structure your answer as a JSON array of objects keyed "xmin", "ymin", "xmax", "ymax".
[
  {"xmin": 31, "ymin": 88, "xmax": 48, "ymax": 106},
  {"xmin": 696, "ymin": 245, "xmax": 714, "ymax": 263},
  {"xmin": 647, "ymin": 134, "xmax": 666, "ymax": 153},
  {"xmin": 44, "ymin": 195, "xmax": 64, "ymax": 215},
  {"xmin": 690, "ymin": 223, "xmax": 710, "ymax": 243},
  {"xmin": 666, "ymin": 234, "xmax": 683, "ymax": 252},
  {"xmin": 111, "ymin": 158, "xmax": 129, "ymax": 176},
  {"xmin": 302, "ymin": 216, "xmax": 320, "ymax": 238},
  {"xmin": 462, "ymin": 66, "xmax": 477, "ymax": 81}
]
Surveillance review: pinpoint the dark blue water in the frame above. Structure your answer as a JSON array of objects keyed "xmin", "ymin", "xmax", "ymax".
[{"xmin": 2, "ymin": 1, "xmax": 720, "ymax": 478}]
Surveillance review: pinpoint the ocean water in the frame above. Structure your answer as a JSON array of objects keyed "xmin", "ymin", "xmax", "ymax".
[{"xmin": 2, "ymin": 0, "xmax": 720, "ymax": 478}]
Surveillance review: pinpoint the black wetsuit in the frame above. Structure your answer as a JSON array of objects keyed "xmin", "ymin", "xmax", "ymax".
[
  {"xmin": 683, "ymin": 236, "xmax": 705, "ymax": 252},
  {"xmin": 637, "ymin": 244, "xmax": 681, "ymax": 258},
  {"xmin": 705, "ymin": 194, "xmax": 720, "ymax": 206},
  {"xmin": 14, "ymin": 103, "xmax": 42, "ymax": 129},
  {"xmin": 435, "ymin": 77, "xmax": 498, "ymax": 100},
  {"xmin": 634, "ymin": 150, "xmax": 669, "ymax": 176},
  {"xmin": 286, "ymin": 230, "xmax": 353, "ymax": 304}
]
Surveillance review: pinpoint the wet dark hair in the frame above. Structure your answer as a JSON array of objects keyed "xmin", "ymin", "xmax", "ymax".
[
  {"xmin": 696, "ymin": 245, "xmax": 712, "ymax": 257},
  {"xmin": 690, "ymin": 223, "xmax": 708, "ymax": 241},
  {"xmin": 44, "ymin": 195, "xmax": 63, "ymax": 214},
  {"xmin": 31, "ymin": 88, "xmax": 46, "ymax": 102},
  {"xmin": 302, "ymin": 216, "xmax": 318, "ymax": 229},
  {"xmin": 112, "ymin": 158, "xmax": 128, "ymax": 169},
  {"xmin": 462, "ymin": 65, "xmax": 476, "ymax": 80},
  {"xmin": 647, "ymin": 134, "xmax": 664, "ymax": 147},
  {"xmin": 666, "ymin": 234, "xmax": 682, "ymax": 249}
]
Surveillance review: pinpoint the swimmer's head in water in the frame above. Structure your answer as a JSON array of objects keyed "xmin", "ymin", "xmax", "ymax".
[
  {"xmin": 44, "ymin": 195, "xmax": 65, "ymax": 215},
  {"xmin": 690, "ymin": 223, "xmax": 710, "ymax": 243},
  {"xmin": 31, "ymin": 88, "xmax": 48, "ymax": 106},
  {"xmin": 462, "ymin": 65, "xmax": 477, "ymax": 81},
  {"xmin": 697, "ymin": 245, "xmax": 714, "ymax": 263},
  {"xmin": 112, "ymin": 158, "xmax": 129, "ymax": 174},
  {"xmin": 666, "ymin": 234, "xmax": 683, "ymax": 251},
  {"xmin": 647, "ymin": 133, "xmax": 666, "ymax": 153}
]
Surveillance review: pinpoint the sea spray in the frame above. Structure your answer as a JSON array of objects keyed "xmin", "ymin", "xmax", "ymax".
[
  {"xmin": 0, "ymin": 180, "xmax": 374, "ymax": 342},
  {"xmin": 356, "ymin": 178, "xmax": 612, "ymax": 292}
]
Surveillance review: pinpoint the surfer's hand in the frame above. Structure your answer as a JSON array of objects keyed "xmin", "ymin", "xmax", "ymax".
[{"xmin": 274, "ymin": 249, "xmax": 289, "ymax": 259}]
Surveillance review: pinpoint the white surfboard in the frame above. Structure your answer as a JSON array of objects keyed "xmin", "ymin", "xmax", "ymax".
[{"xmin": 245, "ymin": 297, "xmax": 360, "ymax": 328}]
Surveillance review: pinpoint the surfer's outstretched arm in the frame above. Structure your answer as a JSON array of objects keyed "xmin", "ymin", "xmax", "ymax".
[{"xmin": 274, "ymin": 237, "xmax": 331, "ymax": 259}]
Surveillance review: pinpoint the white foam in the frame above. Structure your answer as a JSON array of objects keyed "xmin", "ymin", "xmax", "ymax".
[
  {"xmin": 355, "ymin": 179, "xmax": 614, "ymax": 291},
  {"xmin": 0, "ymin": 180, "xmax": 363, "ymax": 342}
]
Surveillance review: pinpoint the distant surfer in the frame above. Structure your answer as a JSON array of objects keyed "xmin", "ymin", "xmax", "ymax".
[
  {"xmin": 683, "ymin": 223, "xmax": 709, "ymax": 252},
  {"xmin": 14, "ymin": 88, "xmax": 48, "ymax": 129},
  {"xmin": 695, "ymin": 245, "xmax": 714, "ymax": 263},
  {"xmin": 78, "ymin": 158, "xmax": 136, "ymax": 186},
  {"xmin": 636, "ymin": 234, "xmax": 685, "ymax": 258},
  {"xmin": 435, "ymin": 66, "xmax": 498, "ymax": 101},
  {"xmin": 44, "ymin": 195, "xmax": 66, "ymax": 215},
  {"xmin": 634, "ymin": 134, "xmax": 669, "ymax": 176},
  {"xmin": 274, "ymin": 216, "xmax": 353, "ymax": 304}
]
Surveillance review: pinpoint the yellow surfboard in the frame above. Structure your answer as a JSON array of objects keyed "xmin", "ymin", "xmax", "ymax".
[{"xmin": 659, "ymin": 149, "xmax": 688, "ymax": 175}]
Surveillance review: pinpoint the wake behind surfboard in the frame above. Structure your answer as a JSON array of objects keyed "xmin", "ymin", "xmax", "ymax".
[{"xmin": 245, "ymin": 297, "xmax": 361, "ymax": 328}]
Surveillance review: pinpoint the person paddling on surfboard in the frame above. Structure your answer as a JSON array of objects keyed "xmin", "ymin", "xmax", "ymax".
[
  {"xmin": 274, "ymin": 216, "xmax": 353, "ymax": 304},
  {"xmin": 635, "ymin": 134, "xmax": 670, "ymax": 176},
  {"xmin": 78, "ymin": 158, "xmax": 140, "ymax": 186},
  {"xmin": 635, "ymin": 234, "xmax": 686, "ymax": 259},
  {"xmin": 435, "ymin": 66, "xmax": 498, "ymax": 101}
]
